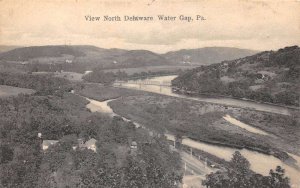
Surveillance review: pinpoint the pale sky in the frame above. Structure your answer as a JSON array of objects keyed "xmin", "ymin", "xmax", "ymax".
[{"xmin": 0, "ymin": 0, "xmax": 299, "ymax": 53}]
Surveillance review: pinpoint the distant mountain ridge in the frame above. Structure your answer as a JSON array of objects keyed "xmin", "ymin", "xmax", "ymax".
[
  {"xmin": 172, "ymin": 46, "xmax": 300, "ymax": 106},
  {"xmin": 163, "ymin": 47, "xmax": 258, "ymax": 65},
  {"xmin": 0, "ymin": 45, "xmax": 22, "ymax": 53},
  {"xmin": 0, "ymin": 45, "xmax": 258, "ymax": 66},
  {"xmin": 0, "ymin": 45, "xmax": 171, "ymax": 68},
  {"xmin": 0, "ymin": 45, "xmax": 86, "ymax": 61}
]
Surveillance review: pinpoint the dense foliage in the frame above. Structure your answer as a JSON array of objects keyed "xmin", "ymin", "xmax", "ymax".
[
  {"xmin": 0, "ymin": 73, "xmax": 182, "ymax": 187},
  {"xmin": 203, "ymin": 151, "xmax": 290, "ymax": 188},
  {"xmin": 173, "ymin": 46, "xmax": 300, "ymax": 106},
  {"xmin": 0, "ymin": 72, "xmax": 72, "ymax": 96},
  {"xmin": 82, "ymin": 69, "xmax": 128, "ymax": 85}
]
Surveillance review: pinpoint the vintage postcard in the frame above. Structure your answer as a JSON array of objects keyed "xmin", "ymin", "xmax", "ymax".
[{"xmin": 0, "ymin": 0, "xmax": 299, "ymax": 187}]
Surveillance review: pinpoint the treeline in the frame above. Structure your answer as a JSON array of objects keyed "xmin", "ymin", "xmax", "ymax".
[
  {"xmin": 82, "ymin": 69, "xmax": 128, "ymax": 85},
  {"xmin": 25, "ymin": 62, "xmax": 87, "ymax": 73},
  {"xmin": 0, "ymin": 72, "xmax": 72, "ymax": 96}
]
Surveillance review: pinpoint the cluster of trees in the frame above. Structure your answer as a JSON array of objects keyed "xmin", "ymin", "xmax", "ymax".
[
  {"xmin": 82, "ymin": 69, "xmax": 128, "ymax": 85},
  {"xmin": 26, "ymin": 62, "xmax": 87, "ymax": 73},
  {"xmin": 203, "ymin": 151, "xmax": 290, "ymax": 188},
  {"xmin": 0, "ymin": 72, "xmax": 72, "ymax": 96}
]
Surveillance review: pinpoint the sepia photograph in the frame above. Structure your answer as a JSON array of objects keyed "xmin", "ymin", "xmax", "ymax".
[{"xmin": 0, "ymin": 0, "xmax": 299, "ymax": 187}]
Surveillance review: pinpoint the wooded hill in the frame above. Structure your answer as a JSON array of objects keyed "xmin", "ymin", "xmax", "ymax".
[
  {"xmin": 0, "ymin": 45, "xmax": 171, "ymax": 70},
  {"xmin": 0, "ymin": 45, "xmax": 257, "ymax": 72},
  {"xmin": 164, "ymin": 47, "xmax": 258, "ymax": 65},
  {"xmin": 172, "ymin": 46, "xmax": 300, "ymax": 106}
]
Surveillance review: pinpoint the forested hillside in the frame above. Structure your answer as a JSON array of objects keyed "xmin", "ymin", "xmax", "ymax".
[
  {"xmin": 163, "ymin": 47, "xmax": 258, "ymax": 65},
  {"xmin": 172, "ymin": 46, "xmax": 300, "ymax": 106},
  {"xmin": 0, "ymin": 72, "xmax": 182, "ymax": 187},
  {"xmin": 0, "ymin": 45, "xmax": 172, "ymax": 71},
  {"xmin": 0, "ymin": 45, "xmax": 21, "ymax": 53}
]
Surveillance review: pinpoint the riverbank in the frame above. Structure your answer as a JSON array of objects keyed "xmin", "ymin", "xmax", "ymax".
[
  {"xmin": 115, "ymin": 84, "xmax": 292, "ymax": 116},
  {"xmin": 173, "ymin": 89, "xmax": 300, "ymax": 111},
  {"xmin": 109, "ymin": 94, "xmax": 299, "ymax": 160}
]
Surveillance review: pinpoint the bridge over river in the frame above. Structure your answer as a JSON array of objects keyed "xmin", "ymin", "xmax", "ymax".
[{"xmin": 115, "ymin": 80, "xmax": 172, "ymax": 87}]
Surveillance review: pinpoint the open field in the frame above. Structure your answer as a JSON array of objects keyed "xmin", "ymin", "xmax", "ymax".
[{"xmin": 0, "ymin": 85, "xmax": 35, "ymax": 97}]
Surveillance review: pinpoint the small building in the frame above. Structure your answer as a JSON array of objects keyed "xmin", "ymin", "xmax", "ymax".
[
  {"xmin": 77, "ymin": 138, "xmax": 97, "ymax": 153},
  {"xmin": 129, "ymin": 141, "xmax": 138, "ymax": 155},
  {"xmin": 85, "ymin": 138, "xmax": 97, "ymax": 152},
  {"xmin": 38, "ymin": 132, "xmax": 42, "ymax": 138},
  {"xmin": 42, "ymin": 140, "xmax": 59, "ymax": 151},
  {"xmin": 65, "ymin": 59, "xmax": 73, "ymax": 63},
  {"xmin": 78, "ymin": 138, "xmax": 85, "ymax": 148},
  {"xmin": 130, "ymin": 141, "xmax": 138, "ymax": 150}
]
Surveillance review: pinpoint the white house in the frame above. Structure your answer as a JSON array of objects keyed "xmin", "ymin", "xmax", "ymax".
[
  {"xmin": 42, "ymin": 140, "xmax": 59, "ymax": 151},
  {"xmin": 130, "ymin": 141, "xmax": 138, "ymax": 150},
  {"xmin": 84, "ymin": 138, "xmax": 97, "ymax": 152},
  {"xmin": 65, "ymin": 59, "xmax": 73, "ymax": 63},
  {"xmin": 77, "ymin": 138, "xmax": 97, "ymax": 152}
]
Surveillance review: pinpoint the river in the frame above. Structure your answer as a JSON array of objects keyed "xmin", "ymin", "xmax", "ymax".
[
  {"xmin": 113, "ymin": 75, "xmax": 296, "ymax": 116},
  {"xmin": 83, "ymin": 93, "xmax": 300, "ymax": 187}
]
